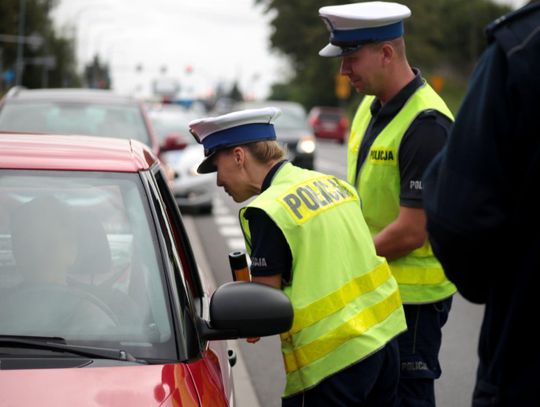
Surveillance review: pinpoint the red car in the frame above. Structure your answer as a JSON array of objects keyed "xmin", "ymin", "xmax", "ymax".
[
  {"xmin": 308, "ymin": 106, "xmax": 349, "ymax": 144},
  {"xmin": 0, "ymin": 134, "xmax": 292, "ymax": 406}
]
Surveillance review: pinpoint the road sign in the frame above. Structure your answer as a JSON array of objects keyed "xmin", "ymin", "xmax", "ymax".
[
  {"xmin": 26, "ymin": 56, "xmax": 56, "ymax": 69},
  {"xmin": 335, "ymin": 74, "xmax": 351, "ymax": 100},
  {"xmin": 2, "ymin": 69, "xmax": 15, "ymax": 83}
]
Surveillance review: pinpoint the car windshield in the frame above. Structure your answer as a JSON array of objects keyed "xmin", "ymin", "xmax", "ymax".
[
  {"xmin": 148, "ymin": 108, "xmax": 197, "ymax": 145},
  {"xmin": 0, "ymin": 102, "xmax": 151, "ymax": 146},
  {"xmin": 237, "ymin": 102, "xmax": 309, "ymax": 131},
  {"xmin": 0, "ymin": 170, "xmax": 175, "ymax": 360},
  {"xmin": 274, "ymin": 107, "xmax": 309, "ymax": 130}
]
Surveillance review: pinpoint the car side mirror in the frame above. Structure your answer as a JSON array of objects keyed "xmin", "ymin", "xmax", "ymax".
[
  {"xmin": 160, "ymin": 133, "xmax": 188, "ymax": 152},
  {"xmin": 199, "ymin": 282, "xmax": 293, "ymax": 340}
]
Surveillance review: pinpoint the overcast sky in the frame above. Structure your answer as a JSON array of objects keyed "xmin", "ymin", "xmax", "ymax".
[
  {"xmin": 51, "ymin": 0, "xmax": 528, "ymax": 101},
  {"xmin": 51, "ymin": 0, "xmax": 288, "ymax": 100}
]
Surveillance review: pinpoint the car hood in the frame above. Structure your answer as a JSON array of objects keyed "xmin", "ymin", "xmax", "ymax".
[{"xmin": 0, "ymin": 363, "xmax": 200, "ymax": 406}]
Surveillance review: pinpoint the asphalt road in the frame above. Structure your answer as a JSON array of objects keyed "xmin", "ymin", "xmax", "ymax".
[{"xmin": 184, "ymin": 139, "xmax": 485, "ymax": 407}]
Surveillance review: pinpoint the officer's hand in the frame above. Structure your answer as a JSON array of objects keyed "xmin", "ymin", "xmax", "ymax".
[{"xmin": 246, "ymin": 337, "xmax": 260, "ymax": 343}]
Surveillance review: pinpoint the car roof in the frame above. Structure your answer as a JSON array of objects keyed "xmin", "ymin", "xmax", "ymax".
[
  {"xmin": 310, "ymin": 106, "xmax": 346, "ymax": 113},
  {"xmin": 4, "ymin": 88, "xmax": 139, "ymax": 106},
  {"xmin": 236, "ymin": 100, "xmax": 304, "ymax": 109},
  {"xmin": 0, "ymin": 133, "xmax": 157, "ymax": 172}
]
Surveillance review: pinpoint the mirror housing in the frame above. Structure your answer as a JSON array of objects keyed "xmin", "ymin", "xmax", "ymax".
[{"xmin": 199, "ymin": 282, "xmax": 293, "ymax": 340}]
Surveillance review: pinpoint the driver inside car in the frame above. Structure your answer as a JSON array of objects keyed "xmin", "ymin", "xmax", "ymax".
[
  {"xmin": 0, "ymin": 195, "xmax": 118, "ymax": 334},
  {"xmin": 11, "ymin": 195, "xmax": 78, "ymax": 285}
]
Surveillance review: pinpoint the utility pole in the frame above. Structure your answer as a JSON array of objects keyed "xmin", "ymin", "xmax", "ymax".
[
  {"xmin": 0, "ymin": 48, "xmax": 4, "ymax": 93},
  {"xmin": 15, "ymin": 0, "xmax": 26, "ymax": 86}
]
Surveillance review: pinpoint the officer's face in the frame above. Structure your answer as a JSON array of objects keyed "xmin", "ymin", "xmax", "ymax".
[
  {"xmin": 339, "ymin": 44, "xmax": 384, "ymax": 95},
  {"xmin": 214, "ymin": 148, "xmax": 253, "ymax": 203}
]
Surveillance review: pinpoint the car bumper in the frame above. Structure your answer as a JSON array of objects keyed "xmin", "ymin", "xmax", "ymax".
[
  {"xmin": 169, "ymin": 173, "xmax": 215, "ymax": 209},
  {"xmin": 290, "ymin": 152, "xmax": 315, "ymax": 170},
  {"xmin": 314, "ymin": 130, "xmax": 346, "ymax": 141}
]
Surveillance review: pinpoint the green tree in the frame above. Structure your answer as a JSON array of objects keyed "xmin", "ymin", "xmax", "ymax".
[
  {"xmin": 229, "ymin": 81, "xmax": 244, "ymax": 101},
  {"xmin": 404, "ymin": 0, "xmax": 510, "ymax": 75},
  {"xmin": 259, "ymin": 0, "xmax": 342, "ymax": 107},
  {"xmin": 0, "ymin": 0, "xmax": 81, "ymax": 90},
  {"xmin": 84, "ymin": 55, "xmax": 111, "ymax": 89}
]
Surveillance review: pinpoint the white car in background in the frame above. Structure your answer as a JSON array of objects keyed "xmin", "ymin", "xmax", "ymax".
[{"xmin": 147, "ymin": 103, "xmax": 216, "ymax": 214}]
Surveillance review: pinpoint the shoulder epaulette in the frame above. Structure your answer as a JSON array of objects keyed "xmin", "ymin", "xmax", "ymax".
[{"xmin": 485, "ymin": 2, "xmax": 540, "ymax": 43}]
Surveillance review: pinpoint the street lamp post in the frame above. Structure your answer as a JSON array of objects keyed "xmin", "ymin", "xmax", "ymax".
[{"xmin": 15, "ymin": 0, "xmax": 26, "ymax": 86}]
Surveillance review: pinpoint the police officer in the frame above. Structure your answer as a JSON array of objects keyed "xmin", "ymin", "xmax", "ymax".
[
  {"xmin": 422, "ymin": 2, "xmax": 540, "ymax": 405},
  {"xmin": 189, "ymin": 107, "xmax": 406, "ymax": 406},
  {"xmin": 317, "ymin": 2, "xmax": 456, "ymax": 406}
]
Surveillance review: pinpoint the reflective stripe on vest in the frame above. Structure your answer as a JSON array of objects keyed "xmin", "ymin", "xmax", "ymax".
[
  {"xmin": 240, "ymin": 163, "xmax": 406, "ymax": 396},
  {"xmin": 348, "ymin": 82, "xmax": 456, "ymax": 304}
]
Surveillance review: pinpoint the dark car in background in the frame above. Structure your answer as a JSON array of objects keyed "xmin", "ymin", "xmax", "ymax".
[
  {"xmin": 147, "ymin": 103, "xmax": 215, "ymax": 214},
  {"xmin": 234, "ymin": 100, "xmax": 316, "ymax": 170},
  {"xmin": 308, "ymin": 106, "xmax": 349, "ymax": 144},
  {"xmin": 0, "ymin": 133, "xmax": 293, "ymax": 406}
]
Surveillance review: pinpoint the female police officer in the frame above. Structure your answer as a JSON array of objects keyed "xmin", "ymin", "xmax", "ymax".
[{"xmin": 189, "ymin": 107, "xmax": 406, "ymax": 406}]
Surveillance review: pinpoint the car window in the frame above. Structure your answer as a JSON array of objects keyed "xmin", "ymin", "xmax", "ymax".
[
  {"xmin": 273, "ymin": 107, "xmax": 309, "ymax": 130},
  {"xmin": 319, "ymin": 112, "xmax": 343, "ymax": 122},
  {"xmin": 236, "ymin": 101, "xmax": 309, "ymax": 130},
  {"xmin": 153, "ymin": 169, "xmax": 203, "ymax": 300},
  {"xmin": 148, "ymin": 109, "xmax": 197, "ymax": 145},
  {"xmin": 0, "ymin": 102, "xmax": 151, "ymax": 146},
  {"xmin": 0, "ymin": 170, "xmax": 176, "ymax": 360}
]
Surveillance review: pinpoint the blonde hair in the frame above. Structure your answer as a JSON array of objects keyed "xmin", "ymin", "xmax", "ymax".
[{"xmin": 244, "ymin": 140, "xmax": 286, "ymax": 164}]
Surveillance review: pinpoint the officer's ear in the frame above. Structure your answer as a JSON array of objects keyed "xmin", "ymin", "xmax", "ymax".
[
  {"xmin": 380, "ymin": 42, "xmax": 394, "ymax": 65},
  {"xmin": 231, "ymin": 146, "xmax": 246, "ymax": 167}
]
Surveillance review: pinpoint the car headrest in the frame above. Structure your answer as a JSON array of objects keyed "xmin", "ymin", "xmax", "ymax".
[{"xmin": 71, "ymin": 214, "xmax": 111, "ymax": 276}]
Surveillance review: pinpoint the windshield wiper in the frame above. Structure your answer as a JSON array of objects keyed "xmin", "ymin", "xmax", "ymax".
[{"xmin": 0, "ymin": 335, "xmax": 142, "ymax": 363}]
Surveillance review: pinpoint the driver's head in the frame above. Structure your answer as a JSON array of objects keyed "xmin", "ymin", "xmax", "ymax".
[{"xmin": 10, "ymin": 195, "xmax": 78, "ymax": 284}]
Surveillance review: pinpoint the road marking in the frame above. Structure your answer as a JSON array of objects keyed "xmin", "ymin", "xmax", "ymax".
[
  {"xmin": 213, "ymin": 205, "xmax": 229, "ymax": 215},
  {"xmin": 316, "ymin": 158, "xmax": 347, "ymax": 177},
  {"xmin": 228, "ymin": 238, "xmax": 246, "ymax": 251},
  {"xmin": 220, "ymin": 226, "xmax": 243, "ymax": 237},
  {"xmin": 215, "ymin": 215, "xmax": 238, "ymax": 225}
]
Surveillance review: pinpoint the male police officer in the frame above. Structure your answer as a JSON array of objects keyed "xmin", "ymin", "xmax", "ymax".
[
  {"xmin": 423, "ymin": 2, "xmax": 540, "ymax": 405},
  {"xmin": 190, "ymin": 107, "xmax": 406, "ymax": 406},
  {"xmin": 318, "ymin": 2, "xmax": 456, "ymax": 406}
]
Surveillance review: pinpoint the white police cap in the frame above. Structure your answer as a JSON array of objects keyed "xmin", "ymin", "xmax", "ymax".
[
  {"xmin": 189, "ymin": 107, "xmax": 281, "ymax": 174},
  {"xmin": 319, "ymin": 1, "xmax": 411, "ymax": 57}
]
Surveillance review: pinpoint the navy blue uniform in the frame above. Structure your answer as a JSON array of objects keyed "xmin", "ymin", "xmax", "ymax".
[{"xmin": 422, "ymin": 3, "xmax": 540, "ymax": 406}]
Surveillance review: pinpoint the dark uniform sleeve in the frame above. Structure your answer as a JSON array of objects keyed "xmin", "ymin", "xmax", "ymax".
[
  {"xmin": 422, "ymin": 44, "xmax": 512, "ymax": 303},
  {"xmin": 398, "ymin": 112, "xmax": 452, "ymax": 208},
  {"xmin": 244, "ymin": 207, "xmax": 292, "ymax": 283}
]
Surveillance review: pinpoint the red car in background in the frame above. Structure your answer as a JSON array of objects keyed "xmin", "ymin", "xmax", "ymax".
[
  {"xmin": 0, "ymin": 134, "xmax": 292, "ymax": 406},
  {"xmin": 308, "ymin": 106, "xmax": 349, "ymax": 144}
]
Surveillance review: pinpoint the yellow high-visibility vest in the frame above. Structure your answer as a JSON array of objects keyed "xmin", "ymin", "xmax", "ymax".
[
  {"xmin": 240, "ymin": 163, "xmax": 406, "ymax": 396},
  {"xmin": 348, "ymin": 82, "xmax": 456, "ymax": 303}
]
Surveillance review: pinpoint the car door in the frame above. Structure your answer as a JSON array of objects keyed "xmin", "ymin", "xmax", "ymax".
[{"xmin": 142, "ymin": 165, "xmax": 233, "ymax": 405}]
